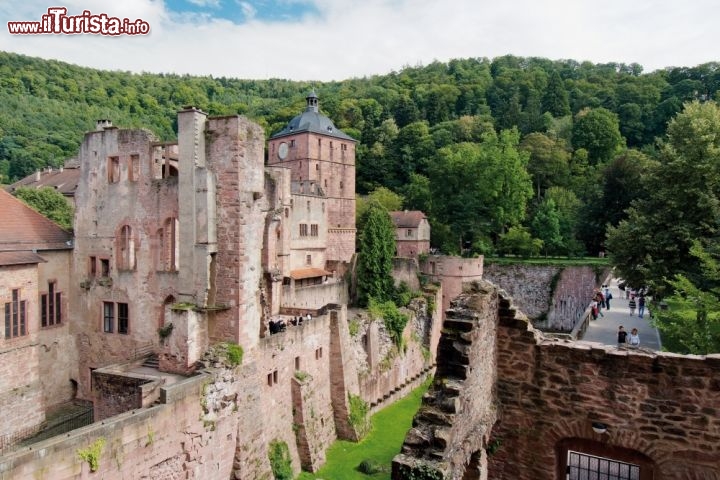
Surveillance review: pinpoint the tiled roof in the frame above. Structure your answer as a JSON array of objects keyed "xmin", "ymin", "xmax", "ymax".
[
  {"xmin": 0, "ymin": 251, "xmax": 46, "ymax": 266},
  {"xmin": 0, "ymin": 189, "xmax": 73, "ymax": 251},
  {"xmin": 290, "ymin": 268, "xmax": 331, "ymax": 280},
  {"xmin": 390, "ymin": 210, "xmax": 427, "ymax": 228},
  {"xmin": 6, "ymin": 164, "xmax": 80, "ymax": 197}
]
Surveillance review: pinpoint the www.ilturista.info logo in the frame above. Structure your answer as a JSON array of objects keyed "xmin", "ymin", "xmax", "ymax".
[{"xmin": 7, "ymin": 7, "xmax": 150, "ymax": 35}]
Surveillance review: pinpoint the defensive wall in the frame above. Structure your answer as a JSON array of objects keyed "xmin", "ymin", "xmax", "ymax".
[
  {"xmin": 393, "ymin": 280, "xmax": 720, "ymax": 479},
  {"xmin": 483, "ymin": 263, "xmax": 610, "ymax": 331},
  {"xmin": 0, "ymin": 296, "xmax": 440, "ymax": 479}
]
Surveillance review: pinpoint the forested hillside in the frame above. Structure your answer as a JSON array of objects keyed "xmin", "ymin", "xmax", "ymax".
[{"xmin": 2, "ymin": 51, "xmax": 719, "ymax": 258}]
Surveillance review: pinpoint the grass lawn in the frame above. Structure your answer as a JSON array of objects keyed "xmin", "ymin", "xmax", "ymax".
[{"xmin": 296, "ymin": 379, "xmax": 430, "ymax": 480}]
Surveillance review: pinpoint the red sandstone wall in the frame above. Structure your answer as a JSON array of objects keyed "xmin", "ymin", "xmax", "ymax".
[
  {"xmin": 489, "ymin": 300, "xmax": 720, "ymax": 479},
  {"xmin": 0, "ymin": 370, "xmax": 255, "ymax": 480}
]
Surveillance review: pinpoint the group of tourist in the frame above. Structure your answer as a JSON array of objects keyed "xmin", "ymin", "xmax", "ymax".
[
  {"xmin": 590, "ymin": 285, "xmax": 612, "ymax": 320},
  {"xmin": 268, "ymin": 313, "xmax": 314, "ymax": 334},
  {"xmin": 617, "ymin": 325, "xmax": 641, "ymax": 347},
  {"xmin": 627, "ymin": 293, "xmax": 646, "ymax": 318}
]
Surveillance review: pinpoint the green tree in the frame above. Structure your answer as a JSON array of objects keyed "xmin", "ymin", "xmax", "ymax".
[
  {"xmin": 531, "ymin": 198, "xmax": 563, "ymax": 255},
  {"xmin": 607, "ymin": 101, "xmax": 720, "ymax": 296},
  {"xmin": 571, "ymin": 107, "xmax": 624, "ymax": 164},
  {"xmin": 429, "ymin": 130, "xmax": 532, "ymax": 250},
  {"xmin": 542, "ymin": 71, "xmax": 571, "ymax": 117},
  {"xmin": 520, "ymin": 132, "xmax": 570, "ymax": 199},
  {"xmin": 497, "ymin": 226, "xmax": 543, "ymax": 257},
  {"xmin": 356, "ymin": 187, "xmax": 404, "ymax": 235},
  {"xmin": 356, "ymin": 201, "xmax": 396, "ymax": 306},
  {"xmin": 14, "ymin": 186, "xmax": 73, "ymax": 230},
  {"xmin": 653, "ymin": 241, "xmax": 720, "ymax": 354}
]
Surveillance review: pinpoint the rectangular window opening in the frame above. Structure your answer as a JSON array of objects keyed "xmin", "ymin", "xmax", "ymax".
[
  {"xmin": 118, "ymin": 302, "xmax": 129, "ymax": 334},
  {"xmin": 103, "ymin": 301, "xmax": 114, "ymax": 333},
  {"xmin": 108, "ymin": 156, "xmax": 120, "ymax": 183}
]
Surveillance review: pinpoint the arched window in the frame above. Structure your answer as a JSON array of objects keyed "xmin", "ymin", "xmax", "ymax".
[{"xmin": 117, "ymin": 225, "xmax": 135, "ymax": 270}]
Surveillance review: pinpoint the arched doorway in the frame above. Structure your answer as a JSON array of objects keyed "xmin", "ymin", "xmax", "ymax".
[{"xmin": 557, "ymin": 438, "xmax": 655, "ymax": 480}]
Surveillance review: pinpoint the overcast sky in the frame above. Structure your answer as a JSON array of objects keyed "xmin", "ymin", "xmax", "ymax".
[{"xmin": 1, "ymin": 0, "xmax": 718, "ymax": 81}]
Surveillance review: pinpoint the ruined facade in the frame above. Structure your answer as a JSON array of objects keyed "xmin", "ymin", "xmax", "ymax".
[{"xmin": 0, "ymin": 94, "xmax": 440, "ymax": 478}]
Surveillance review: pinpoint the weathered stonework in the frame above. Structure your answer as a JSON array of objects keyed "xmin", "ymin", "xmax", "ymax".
[
  {"xmin": 484, "ymin": 263, "xmax": 610, "ymax": 331},
  {"xmin": 393, "ymin": 280, "xmax": 720, "ymax": 480}
]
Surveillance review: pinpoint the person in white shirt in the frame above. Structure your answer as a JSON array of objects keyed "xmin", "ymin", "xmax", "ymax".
[{"xmin": 628, "ymin": 328, "xmax": 640, "ymax": 347}]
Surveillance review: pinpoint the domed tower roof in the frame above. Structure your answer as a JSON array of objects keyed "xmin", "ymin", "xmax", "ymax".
[{"xmin": 270, "ymin": 90, "xmax": 356, "ymax": 142}]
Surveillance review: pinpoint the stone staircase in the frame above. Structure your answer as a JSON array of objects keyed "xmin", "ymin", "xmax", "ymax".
[{"xmin": 142, "ymin": 354, "xmax": 159, "ymax": 369}]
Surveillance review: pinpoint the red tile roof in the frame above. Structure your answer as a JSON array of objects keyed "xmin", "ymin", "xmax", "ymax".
[
  {"xmin": 389, "ymin": 210, "xmax": 427, "ymax": 228},
  {"xmin": 290, "ymin": 268, "xmax": 331, "ymax": 280},
  {"xmin": 0, "ymin": 189, "xmax": 73, "ymax": 251},
  {"xmin": 0, "ymin": 251, "xmax": 46, "ymax": 266}
]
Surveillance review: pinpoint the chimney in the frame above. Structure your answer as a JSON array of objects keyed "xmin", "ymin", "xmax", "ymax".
[{"xmin": 96, "ymin": 119, "xmax": 112, "ymax": 130}]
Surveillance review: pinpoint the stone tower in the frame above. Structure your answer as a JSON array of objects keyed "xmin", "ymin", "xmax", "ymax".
[{"xmin": 267, "ymin": 91, "xmax": 357, "ymax": 263}]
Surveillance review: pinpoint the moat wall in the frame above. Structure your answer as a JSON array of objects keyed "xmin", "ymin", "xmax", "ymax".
[{"xmin": 483, "ymin": 263, "xmax": 609, "ymax": 331}]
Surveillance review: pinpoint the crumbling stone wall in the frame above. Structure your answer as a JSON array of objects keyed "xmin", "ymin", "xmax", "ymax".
[
  {"xmin": 393, "ymin": 281, "xmax": 500, "ymax": 479},
  {"xmin": 393, "ymin": 280, "xmax": 720, "ymax": 480}
]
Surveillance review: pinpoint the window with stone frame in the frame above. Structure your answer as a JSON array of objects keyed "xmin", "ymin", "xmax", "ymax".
[
  {"xmin": 100, "ymin": 258, "xmax": 110, "ymax": 277},
  {"xmin": 117, "ymin": 302, "xmax": 129, "ymax": 334},
  {"xmin": 117, "ymin": 225, "xmax": 136, "ymax": 271},
  {"xmin": 162, "ymin": 218, "xmax": 178, "ymax": 271},
  {"xmin": 4, "ymin": 288, "xmax": 27, "ymax": 339},
  {"xmin": 129, "ymin": 154, "xmax": 140, "ymax": 182},
  {"xmin": 89, "ymin": 256, "xmax": 97, "ymax": 277},
  {"xmin": 310, "ymin": 224, "xmax": 319, "ymax": 236},
  {"xmin": 41, "ymin": 281, "xmax": 62, "ymax": 327},
  {"xmin": 108, "ymin": 156, "xmax": 120, "ymax": 183},
  {"xmin": 103, "ymin": 301, "xmax": 114, "ymax": 333},
  {"xmin": 299, "ymin": 224, "xmax": 308, "ymax": 237}
]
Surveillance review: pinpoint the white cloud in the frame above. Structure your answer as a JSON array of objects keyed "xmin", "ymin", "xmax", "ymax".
[
  {"xmin": 187, "ymin": 0, "xmax": 222, "ymax": 8},
  {"xmin": 236, "ymin": 1, "xmax": 257, "ymax": 20},
  {"xmin": 1, "ymin": 0, "xmax": 719, "ymax": 81}
]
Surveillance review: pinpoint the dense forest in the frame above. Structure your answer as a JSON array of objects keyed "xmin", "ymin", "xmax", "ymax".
[{"xmin": 2, "ymin": 51, "xmax": 720, "ymax": 262}]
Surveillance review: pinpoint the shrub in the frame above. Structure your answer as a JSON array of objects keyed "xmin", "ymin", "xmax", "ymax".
[
  {"xmin": 348, "ymin": 394, "xmax": 371, "ymax": 439},
  {"xmin": 368, "ymin": 297, "xmax": 409, "ymax": 348},
  {"xmin": 268, "ymin": 440, "xmax": 293, "ymax": 480},
  {"xmin": 358, "ymin": 458, "xmax": 386, "ymax": 474},
  {"xmin": 225, "ymin": 343, "xmax": 243, "ymax": 366},
  {"xmin": 77, "ymin": 438, "xmax": 106, "ymax": 472}
]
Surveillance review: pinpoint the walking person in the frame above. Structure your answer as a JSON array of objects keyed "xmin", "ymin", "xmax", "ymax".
[
  {"xmin": 628, "ymin": 328, "xmax": 640, "ymax": 347},
  {"xmin": 604, "ymin": 285, "xmax": 613, "ymax": 310},
  {"xmin": 628, "ymin": 295, "xmax": 637, "ymax": 316},
  {"xmin": 617, "ymin": 326, "xmax": 628, "ymax": 347},
  {"xmin": 594, "ymin": 291, "xmax": 605, "ymax": 317},
  {"xmin": 638, "ymin": 295, "xmax": 646, "ymax": 318}
]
